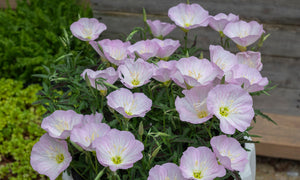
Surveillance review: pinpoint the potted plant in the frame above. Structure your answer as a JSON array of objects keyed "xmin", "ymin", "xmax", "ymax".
[{"xmin": 31, "ymin": 2, "xmax": 273, "ymax": 180}]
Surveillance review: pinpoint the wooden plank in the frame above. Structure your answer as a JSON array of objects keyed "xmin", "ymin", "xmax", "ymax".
[
  {"xmin": 95, "ymin": 13, "xmax": 300, "ymax": 58},
  {"xmin": 0, "ymin": 0, "xmax": 17, "ymax": 9},
  {"xmin": 251, "ymin": 113, "xmax": 300, "ymax": 160},
  {"xmin": 253, "ymin": 88, "xmax": 300, "ymax": 117},
  {"xmin": 90, "ymin": 0, "xmax": 300, "ymax": 26},
  {"xmin": 260, "ymin": 56, "xmax": 300, "ymax": 90}
]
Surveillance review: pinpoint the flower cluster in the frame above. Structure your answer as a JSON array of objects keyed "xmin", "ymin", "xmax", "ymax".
[{"xmin": 31, "ymin": 2, "xmax": 271, "ymax": 180}]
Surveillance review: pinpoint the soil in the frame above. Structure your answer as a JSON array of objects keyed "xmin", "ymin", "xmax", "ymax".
[{"xmin": 256, "ymin": 156, "xmax": 300, "ymax": 180}]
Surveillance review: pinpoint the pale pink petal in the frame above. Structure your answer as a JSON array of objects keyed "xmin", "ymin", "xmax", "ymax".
[
  {"xmin": 146, "ymin": 20, "xmax": 176, "ymax": 38},
  {"xmin": 180, "ymin": 146, "xmax": 226, "ymax": 180},
  {"xmin": 223, "ymin": 20, "xmax": 264, "ymax": 47},
  {"xmin": 207, "ymin": 84, "xmax": 254, "ymax": 134},
  {"xmin": 168, "ymin": 3, "xmax": 210, "ymax": 30},
  {"xmin": 70, "ymin": 18, "xmax": 106, "ymax": 41},
  {"xmin": 175, "ymin": 86, "xmax": 213, "ymax": 124},
  {"xmin": 70, "ymin": 122, "xmax": 111, "ymax": 151},
  {"xmin": 209, "ymin": 13, "xmax": 239, "ymax": 32},
  {"xmin": 93, "ymin": 129, "xmax": 144, "ymax": 171},
  {"xmin": 211, "ymin": 135, "xmax": 248, "ymax": 171},
  {"xmin": 30, "ymin": 133, "xmax": 72, "ymax": 180},
  {"xmin": 41, "ymin": 110, "xmax": 83, "ymax": 139},
  {"xmin": 107, "ymin": 88, "xmax": 152, "ymax": 119}
]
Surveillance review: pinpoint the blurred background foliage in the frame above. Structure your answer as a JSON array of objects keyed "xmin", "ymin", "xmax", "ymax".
[{"xmin": 0, "ymin": 0, "xmax": 92, "ymax": 84}]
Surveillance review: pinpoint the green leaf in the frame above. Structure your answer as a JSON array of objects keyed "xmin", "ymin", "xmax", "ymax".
[{"xmin": 254, "ymin": 109, "xmax": 277, "ymax": 125}]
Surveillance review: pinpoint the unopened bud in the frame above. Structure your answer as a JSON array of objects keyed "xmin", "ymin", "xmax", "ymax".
[
  {"xmin": 138, "ymin": 121, "xmax": 144, "ymax": 136},
  {"xmin": 100, "ymin": 89, "xmax": 107, "ymax": 96},
  {"xmin": 151, "ymin": 146, "xmax": 161, "ymax": 159}
]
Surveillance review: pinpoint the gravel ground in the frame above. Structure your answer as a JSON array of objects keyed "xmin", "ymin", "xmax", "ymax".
[{"xmin": 256, "ymin": 156, "xmax": 300, "ymax": 180}]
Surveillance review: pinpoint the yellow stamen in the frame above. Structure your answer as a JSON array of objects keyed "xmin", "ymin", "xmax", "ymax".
[
  {"xmin": 111, "ymin": 156, "xmax": 122, "ymax": 164},
  {"xmin": 193, "ymin": 171, "xmax": 203, "ymax": 179},
  {"xmin": 197, "ymin": 111, "xmax": 208, "ymax": 119},
  {"xmin": 55, "ymin": 154, "xmax": 64, "ymax": 164},
  {"xmin": 219, "ymin": 107, "xmax": 230, "ymax": 117}
]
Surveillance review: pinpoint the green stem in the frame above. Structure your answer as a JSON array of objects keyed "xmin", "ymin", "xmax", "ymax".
[
  {"xmin": 163, "ymin": 112, "xmax": 166, "ymax": 132},
  {"xmin": 186, "ymin": 0, "xmax": 190, "ymax": 4},
  {"xmin": 100, "ymin": 95, "xmax": 104, "ymax": 112},
  {"xmin": 122, "ymin": 117, "xmax": 129, "ymax": 131},
  {"xmin": 86, "ymin": 152, "xmax": 96, "ymax": 172},
  {"xmin": 219, "ymin": 31, "xmax": 225, "ymax": 48},
  {"xmin": 94, "ymin": 167, "xmax": 106, "ymax": 180},
  {"xmin": 95, "ymin": 154, "xmax": 98, "ymax": 173},
  {"xmin": 204, "ymin": 125, "xmax": 212, "ymax": 139},
  {"xmin": 113, "ymin": 111, "xmax": 123, "ymax": 130},
  {"xmin": 184, "ymin": 31, "xmax": 188, "ymax": 55},
  {"xmin": 208, "ymin": 117, "xmax": 216, "ymax": 132},
  {"xmin": 70, "ymin": 164, "xmax": 85, "ymax": 179},
  {"xmin": 165, "ymin": 86, "xmax": 172, "ymax": 108},
  {"xmin": 220, "ymin": 36, "xmax": 224, "ymax": 47},
  {"xmin": 170, "ymin": 84, "xmax": 175, "ymax": 108}
]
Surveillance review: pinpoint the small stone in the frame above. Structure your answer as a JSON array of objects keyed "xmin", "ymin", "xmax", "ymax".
[{"xmin": 287, "ymin": 171, "xmax": 299, "ymax": 177}]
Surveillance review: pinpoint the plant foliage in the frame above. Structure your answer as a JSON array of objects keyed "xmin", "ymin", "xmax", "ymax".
[
  {"xmin": 0, "ymin": 0, "xmax": 92, "ymax": 84},
  {"xmin": 0, "ymin": 78, "xmax": 47, "ymax": 179}
]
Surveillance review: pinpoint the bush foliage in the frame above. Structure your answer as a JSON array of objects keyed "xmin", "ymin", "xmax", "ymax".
[
  {"xmin": 0, "ymin": 78, "xmax": 46, "ymax": 179},
  {"xmin": 0, "ymin": 0, "xmax": 92, "ymax": 84}
]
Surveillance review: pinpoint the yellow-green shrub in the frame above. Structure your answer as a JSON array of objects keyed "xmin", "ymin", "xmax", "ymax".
[{"xmin": 0, "ymin": 78, "xmax": 46, "ymax": 180}]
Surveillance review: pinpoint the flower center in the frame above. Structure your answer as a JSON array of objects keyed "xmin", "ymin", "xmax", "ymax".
[
  {"xmin": 131, "ymin": 79, "xmax": 140, "ymax": 86},
  {"xmin": 55, "ymin": 153, "xmax": 65, "ymax": 164},
  {"xmin": 193, "ymin": 171, "xmax": 203, "ymax": 179},
  {"xmin": 197, "ymin": 111, "xmax": 208, "ymax": 119},
  {"xmin": 188, "ymin": 70, "xmax": 201, "ymax": 80},
  {"xmin": 82, "ymin": 28, "xmax": 93, "ymax": 39},
  {"xmin": 111, "ymin": 156, "xmax": 122, "ymax": 164},
  {"xmin": 238, "ymin": 30, "xmax": 249, "ymax": 38},
  {"xmin": 125, "ymin": 111, "xmax": 133, "ymax": 116},
  {"xmin": 184, "ymin": 23, "xmax": 191, "ymax": 27},
  {"xmin": 219, "ymin": 107, "xmax": 230, "ymax": 117}
]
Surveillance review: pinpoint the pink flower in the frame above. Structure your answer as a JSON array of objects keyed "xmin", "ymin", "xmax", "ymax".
[
  {"xmin": 83, "ymin": 112, "xmax": 103, "ymax": 124},
  {"xmin": 127, "ymin": 40, "xmax": 160, "ymax": 60},
  {"xmin": 70, "ymin": 122, "xmax": 111, "ymax": 151},
  {"xmin": 41, "ymin": 110, "xmax": 83, "ymax": 139},
  {"xmin": 146, "ymin": 20, "xmax": 176, "ymax": 38},
  {"xmin": 208, "ymin": 13, "xmax": 239, "ymax": 32},
  {"xmin": 210, "ymin": 135, "xmax": 248, "ymax": 172},
  {"xmin": 106, "ymin": 88, "xmax": 152, "ymax": 119},
  {"xmin": 168, "ymin": 3, "xmax": 210, "ymax": 31},
  {"xmin": 175, "ymin": 86, "xmax": 213, "ymax": 124},
  {"xmin": 81, "ymin": 67, "xmax": 118, "ymax": 93},
  {"xmin": 151, "ymin": 38, "xmax": 180, "ymax": 58},
  {"xmin": 172, "ymin": 56, "xmax": 221, "ymax": 89},
  {"xmin": 225, "ymin": 64, "xmax": 268, "ymax": 92},
  {"xmin": 223, "ymin": 20, "xmax": 265, "ymax": 47},
  {"xmin": 148, "ymin": 163, "xmax": 187, "ymax": 180},
  {"xmin": 209, "ymin": 45, "xmax": 238, "ymax": 77},
  {"xmin": 70, "ymin": 18, "xmax": 106, "ymax": 41},
  {"xmin": 236, "ymin": 51, "xmax": 263, "ymax": 71},
  {"xmin": 207, "ymin": 84, "xmax": 254, "ymax": 134},
  {"xmin": 90, "ymin": 40, "xmax": 104, "ymax": 57},
  {"xmin": 93, "ymin": 39, "xmax": 133, "ymax": 65},
  {"xmin": 180, "ymin": 146, "xmax": 226, "ymax": 180},
  {"xmin": 93, "ymin": 129, "xmax": 144, "ymax": 172},
  {"xmin": 118, "ymin": 59, "xmax": 154, "ymax": 89},
  {"xmin": 30, "ymin": 133, "xmax": 72, "ymax": 180},
  {"xmin": 152, "ymin": 60, "xmax": 177, "ymax": 83}
]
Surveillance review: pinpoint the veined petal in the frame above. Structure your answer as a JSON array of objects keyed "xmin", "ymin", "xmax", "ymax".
[{"xmin": 30, "ymin": 133, "xmax": 72, "ymax": 180}]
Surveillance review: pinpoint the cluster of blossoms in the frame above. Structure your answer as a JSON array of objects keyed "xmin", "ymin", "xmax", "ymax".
[{"xmin": 31, "ymin": 2, "xmax": 269, "ymax": 180}]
